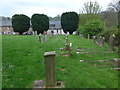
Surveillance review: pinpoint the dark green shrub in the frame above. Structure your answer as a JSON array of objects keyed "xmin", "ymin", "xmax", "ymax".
[
  {"xmin": 12, "ymin": 14, "xmax": 30, "ymax": 34},
  {"xmin": 31, "ymin": 14, "xmax": 49, "ymax": 34},
  {"xmin": 61, "ymin": 12, "xmax": 79, "ymax": 35},
  {"xmin": 78, "ymin": 19, "xmax": 104, "ymax": 38}
]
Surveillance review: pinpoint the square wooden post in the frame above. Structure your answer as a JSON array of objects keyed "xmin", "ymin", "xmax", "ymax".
[
  {"xmin": 88, "ymin": 34, "xmax": 90, "ymax": 40},
  {"xmin": 44, "ymin": 51, "xmax": 56, "ymax": 87}
]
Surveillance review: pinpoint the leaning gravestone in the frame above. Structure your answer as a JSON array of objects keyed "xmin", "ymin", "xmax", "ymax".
[
  {"xmin": 108, "ymin": 34, "xmax": 116, "ymax": 51},
  {"xmin": 92, "ymin": 36, "xmax": 96, "ymax": 43}
]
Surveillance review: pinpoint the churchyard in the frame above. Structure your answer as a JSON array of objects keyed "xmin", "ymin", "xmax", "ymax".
[{"xmin": 2, "ymin": 34, "xmax": 119, "ymax": 88}]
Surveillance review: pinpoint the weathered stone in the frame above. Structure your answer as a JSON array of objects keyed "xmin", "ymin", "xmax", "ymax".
[
  {"xmin": 100, "ymin": 37, "xmax": 105, "ymax": 47},
  {"xmin": 44, "ymin": 34, "xmax": 47, "ymax": 41},
  {"xmin": 108, "ymin": 34, "xmax": 116, "ymax": 51},
  {"xmin": 39, "ymin": 33, "xmax": 42, "ymax": 42},
  {"xmin": 44, "ymin": 51, "xmax": 56, "ymax": 87},
  {"xmin": 32, "ymin": 80, "xmax": 45, "ymax": 88},
  {"xmin": 79, "ymin": 34, "xmax": 84, "ymax": 39},
  {"xmin": 65, "ymin": 44, "xmax": 69, "ymax": 50},
  {"xmin": 112, "ymin": 58, "xmax": 120, "ymax": 66},
  {"xmin": 35, "ymin": 31, "xmax": 37, "ymax": 35},
  {"xmin": 112, "ymin": 68, "xmax": 120, "ymax": 71},
  {"xmin": 69, "ymin": 43, "xmax": 72, "ymax": 56},
  {"xmin": 92, "ymin": 36, "xmax": 96, "ymax": 43}
]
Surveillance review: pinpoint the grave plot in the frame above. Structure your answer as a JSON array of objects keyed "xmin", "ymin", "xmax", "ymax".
[
  {"xmin": 75, "ymin": 47, "xmax": 115, "ymax": 55},
  {"xmin": 33, "ymin": 51, "xmax": 65, "ymax": 88},
  {"xmin": 2, "ymin": 35, "xmax": 119, "ymax": 88},
  {"xmin": 59, "ymin": 34, "xmax": 72, "ymax": 57}
]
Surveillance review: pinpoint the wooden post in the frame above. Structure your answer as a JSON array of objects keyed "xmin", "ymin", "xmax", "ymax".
[
  {"xmin": 44, "ymin": 51, "xmax": 56, "ymax": 87},
  {"xmin": 88, "ymin": 34, "xmax": 90, "ymax": 40}
]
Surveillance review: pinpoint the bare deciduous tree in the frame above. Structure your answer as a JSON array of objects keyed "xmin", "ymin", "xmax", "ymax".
[{"xmin": 82, "ymin": 1, "xmax": 102, "ymax": 20}]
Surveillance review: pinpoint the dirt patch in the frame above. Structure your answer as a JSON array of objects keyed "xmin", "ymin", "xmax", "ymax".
[
  {"xmin": 61, "ymin": 54, "xmax": 69, "ymax": 57},
  {"xmin": 60, "ymin": 68, "xmax": 66, "ymax": 71},
  {"xmin": 80, "ymin": 52, "xmax": 113, "ymax": 54}
]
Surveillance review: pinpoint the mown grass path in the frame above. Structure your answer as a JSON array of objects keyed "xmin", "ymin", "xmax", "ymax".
[{"xmin": 2, "ymin": 35, "xmax": 119, "ymax": 88}]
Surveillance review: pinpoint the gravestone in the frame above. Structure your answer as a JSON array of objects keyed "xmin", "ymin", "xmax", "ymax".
[
  {"xmin": 44, "ymin": 34, "xmax": 47, "ymax": 41},
  {"xmin": 65, "ymin": 36, "xmax": 69, "ymax": 50},
  {"xmin": 69, "ymin": 43, "xmax": 72, "ymax": 56},
  {"xmin": 100, "ymin": 37, "xmax": 105, "ymax": 47},
  {"xmin": 112, "ymin": 58, "xmax": 120, "ymax": 66},
  {"xmin": 79, "ymin": 34, "xmax": 84, "ymax": 39},
  {"xmin": 39, "ymin": 33, "xmax": 42, "ymax": 42},
  {"xmin": 44, "ymin": 51, "xmax": 56, "ymax": 87},
  {"xmin": 109, "ymin": 34, "xmax": 116, "ymax": 51},
  {"xmin": 92, "ymin": 36, "xmax": 96, "ymax": 43},
  {"xmin": 33, "ymin": 31, "xmax": 35, "ymax": 36},
  {"xmin": 95, "ymin": 37, "xmax": 99, "ymax": 45},
  {"xmin": 35, "ymin": 31, "xmax": 37, "ymax": 35}
]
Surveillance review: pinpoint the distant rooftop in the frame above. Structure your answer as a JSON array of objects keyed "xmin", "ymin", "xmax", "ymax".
[
  {"xmin": 0, "ymin": 16, "xmax": 12, "ymax": 27},
  {"xmin": 49, "ymin": 20, "xmax": 61, "ymax": 29}
]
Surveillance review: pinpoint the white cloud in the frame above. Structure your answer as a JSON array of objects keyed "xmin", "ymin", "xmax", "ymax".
[{"xmin": 0, "ymin": 0, "xmax": 113, "ymax": 17}]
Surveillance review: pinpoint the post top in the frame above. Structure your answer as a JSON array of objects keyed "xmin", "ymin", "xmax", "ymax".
[{"xmin": 44, "ymin": 51, "xmax": 56, "ymax": 57}]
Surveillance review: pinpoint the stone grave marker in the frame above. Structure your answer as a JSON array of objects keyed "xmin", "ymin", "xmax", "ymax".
[
  {"xmin": 44, "ymin": 34, "xmax": 47, "ymax": 41},
  {"xmin": 33, "ymin": 31, "xmax": 35, "ymax": 36},
  {"xmin": 69, "ymin": 43, "xmax": 72, "ymax": 56},
  {"xmin": 39, "ymin": 33, "xmax": 42, "ymax": 42},
  {"xmin": 35, "ymin": 31, "xmax": 37, "ymax": 35},
  {"xmin": 100, "ymin": 37, "xmax": 105, "ymax": 47},
  {"xmin": 112, "ymin": 58, "xmax": 120, "ymax": 66},
  {"xmin": 65, "ymin": 37, "xmax": 69, "ymax": 50},
  {"xmin": 79, "ymin": 34, "xmax": 84, "ymax": 39},
  {"xmin": 33, "ymin": 51, "xmax": 65, "ymax": 88},
  {"xmin": 92, "ymin": 36, "xmax": 96, "ymax": 43},
  {"xmin": 108, "ymin": 34, "xmax": 116, "ymax": 51}
]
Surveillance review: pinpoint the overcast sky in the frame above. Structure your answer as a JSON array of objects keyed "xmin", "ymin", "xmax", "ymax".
[{"xmin": 0, "ymin": 0, "xmax": 114, "ymax": 18}]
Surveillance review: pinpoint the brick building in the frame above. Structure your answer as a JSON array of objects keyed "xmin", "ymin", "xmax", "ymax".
[{"xmin": 0, "ymin": 16, "xmax": 14, "ymax": 34}]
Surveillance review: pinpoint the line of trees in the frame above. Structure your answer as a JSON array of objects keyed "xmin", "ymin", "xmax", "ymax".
[
  {"xmin": 12, "ymin": 14, "xmax": 49, "ymax": 35},
  {"xmin": 12, "ymin": 12, "xmax": 79, "ymax": 35}
]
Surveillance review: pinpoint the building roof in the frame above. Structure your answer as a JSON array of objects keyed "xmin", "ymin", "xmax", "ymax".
[
  {"xmin": 49, "ymin": 20, "xmax": 61, "ymax": 29},
  {"xmin": 0, "ymin": 16, "xmax": 12, "ymax": 27}
]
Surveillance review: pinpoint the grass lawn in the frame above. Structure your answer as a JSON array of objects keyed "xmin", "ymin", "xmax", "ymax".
[{"xmin": 2, "ymin": 35, "xmax": 119, "ymax": 88}]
